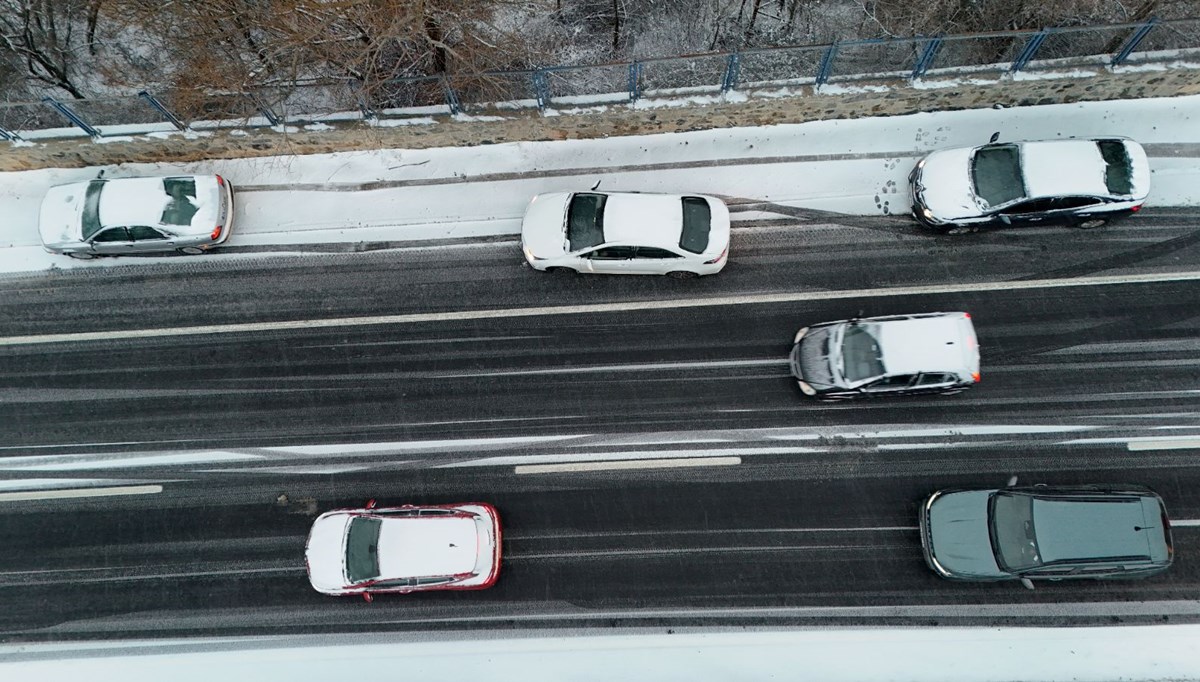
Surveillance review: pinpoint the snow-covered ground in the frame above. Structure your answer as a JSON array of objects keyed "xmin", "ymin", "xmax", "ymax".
[
  {"xmin": 3, "ymin": 626, "xmax": 1200, "ymax": 681},
  {"xmin": 2, "ymin": 95, "xmax": 1199, "ymax": 278}
]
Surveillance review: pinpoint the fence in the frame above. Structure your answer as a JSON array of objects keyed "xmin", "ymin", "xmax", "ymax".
[{"xmin": 2, "ymin": 17, "xmax": 1198, "ymax": 143}]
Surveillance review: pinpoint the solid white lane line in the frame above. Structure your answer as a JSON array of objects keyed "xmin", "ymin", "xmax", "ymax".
[
  {"xmin": 508, "ymin": 526, "xmax": 918, "ymax": 540},
  {"xmin": 515, "ymin": 456, "xmax": 741, "ymax": 474},
  {"xmin": 438, "ymin": 358, "xmax": 785, "ymax": 378},
  {"xmin": 4, "ymin": 269, "xmax": 1200, "ymax": 346},
  {"xmin": 1171, "ymin": 520, "xmax": 1200, "ymax": 527},
  {"xmin": 0, "ymin": 484, "xmax": 162, "ymax": 502},
  {"xmin": 1127, "ymin": 437, "xmax": 1200, "ymax": 451},
  {"xmin": 442, "ymin": 447, "xmax": 818, "ymax": 468}
]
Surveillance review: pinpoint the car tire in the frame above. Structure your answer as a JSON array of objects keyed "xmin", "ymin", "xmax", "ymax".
[
  {"xmin": 945, "ymin": 225, "xmax": 979, "ymax": 236},
  {"xmin": 547, "ymin": 267, "xmax": 576, "ymax": 275},
  {"xmin": 1076, "ymin": 218, "xmax": 1108, "ymax": 229},
  {"xmin": 667, "ymin": 271, "xmax": 698, "ymax": 280},
  {"xmin": 66, "ymin": 252, "xmax": 96, "ymax": 260},
  {"xmin": 177, "ymin": 246, "xmax": 206, "ymax": 255}
]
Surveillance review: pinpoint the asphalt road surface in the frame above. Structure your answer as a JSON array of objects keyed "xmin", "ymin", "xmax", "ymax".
[{"xmin": 1, "ymin": 210, "xmax": 1199, "ymax": 641}]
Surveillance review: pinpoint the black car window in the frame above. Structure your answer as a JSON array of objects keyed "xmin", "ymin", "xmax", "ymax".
[
  {"xmin": 971, "ymin": 145, "xmax": 1026, "ymax": 207},
  {"xmin": 567, "ymin": 193, "xmax": 606, "ymax": 251},
  {"xmin": 418, "ymin": 509, "xmax": 455, "ymax": 516},
  {"xmin": 679, "ymin": 197, "xmax": 711, "ymax": 254},
  {"xmin": 416, "ymin": 576, "xmax": 455, "ymax": 586},
  {"xmin": 916, "ymin": 373, "xmax": 953, "ymax": 386},
  {"xmin": 128, "ymin": 225, "xmax": 167, "ymax": 241},
  {"xmin": 160, "ymin": 177, "xmax": 199, "ymax": 226},
  {"xmin": 998, "ymin": 198, "xmax": 1058, "ymax": 215},
  {"xmin": 1097, "ymin": 139, "xmax": 1134, "ymax": 195},
  {"xmin": 587, "ymin": 246, "xmax": 637, "ymax": 260},
  {"xmin": 1049, "ymin": 196, "xmax": 1103, "ymax": 211},
  {"xmin": 91, "ymin": 226, "xmax": 131, "ymax": 243},
  {"xmin": 345, "ymin": 517, "xmax": 383, "ymax": 583},
  {"xmin": 636, "ymin": 247, "xmax": 682, "ymax": 259},
  {"xmin": 868, "ymin": 374, "xmax": 916, "ymax": 390},
  {"xmin": 80, "ymin": 180, "xmax": 106, "ymax": 241},
  {"xmin": 989, "ymin": 492, "xmax": 1041, "ymax": 572}
]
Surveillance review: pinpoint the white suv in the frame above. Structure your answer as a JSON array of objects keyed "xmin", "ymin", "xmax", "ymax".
[{"xmin": 789, "ymin": 312, "xmax": 980, "ymax": 400}]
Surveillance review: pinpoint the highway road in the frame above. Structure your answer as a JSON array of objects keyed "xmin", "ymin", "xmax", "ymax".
[{"xmin": 1, "ymin": 210, "xmax": 1199, "ymax": 641}]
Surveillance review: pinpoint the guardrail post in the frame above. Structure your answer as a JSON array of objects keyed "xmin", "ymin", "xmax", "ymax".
[
  {"xmin": 721, "ymin": 52, "xmax": 741, "ymax": 92},
  {"xmin": 1010, "ymin": 30, "xmax": 1049, "ymax": 72},
  {"xmin": 42, "ymin": 96, "xmax": 101, "ymax": 138},
  {"xmin": 137, "ymin": 90, "xmax": 188, "ymax": 131},
  {"xmin": 627, "ymin": 61, "xmax": 644, "ymax": 102},
  {"xmin": 350, "ymin": 80, "xmax": 376, "ymax": 120},
  {"xmin": 244, "ymin": 92, "xmax": 282, "ymax": 126},
  {"xmin": 0, "ymin": 126, "xmax": 22, "ymax": 142},
  {"xmin": 1111, "ymin": 17, "xmax": 1159, "ymax": 66},
  {"xmin": 441, "ymin": 74, "xmax": 463, "ymax": 115},
  {"xmin": 532, "ymin": 68, "xmax": 551, "ymax": 111},
  {"xmin": 911, "ymin": 37, "xmax": 943, "ymax": 79},
  {"xmin": 815, "ymin": 42, "xmax": 839, "ymax": 86}
]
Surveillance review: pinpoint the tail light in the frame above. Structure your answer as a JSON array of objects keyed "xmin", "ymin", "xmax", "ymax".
[
  {"xmin": 963, "ymin": 312, "xmax": 971, "ymax": 319},
  {"xmin": 704, "ymin": 246, "xmax": 728, "ymax": 265},
  {"xmin": 216, "ymin": 174, "xmax": 225, "ymax": 187},
  {"xmin": 1130, "ymin": 204, "xmax": 1142, "ymax": 213},
  {"xmin": 971, "ymin": 372, "xmax": 981, "ymax": 382},
  {"xmin": 210, "ymin": 225, "xmax": 223, "ymax": 240}
]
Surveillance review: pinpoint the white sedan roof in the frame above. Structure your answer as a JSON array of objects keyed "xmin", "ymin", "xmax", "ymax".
[
  {"xmin": 600, "ymin": 193, "xmax": 686, "ymax": 250},
  {"xmin": 377, "ymin": 515, "xmax": 479, "ymax": 579}
]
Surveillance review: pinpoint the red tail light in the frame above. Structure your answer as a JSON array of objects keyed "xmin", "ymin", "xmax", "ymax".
[
  {"xmin": 704, "ymin": 246, "xmax": 728, "ymax": 265},
  {"xmin": 1130, "ymin": 204, "xmax": 1142, "ymax": 212},
  {"xmin": 216, "ymin": 174, "xmax": 225, "ymax": 187},
  {"xmin": 963, "ymin": 312, "xmax": 971, "ymax": 319},
  {"xmin": 210, "ymin": 225, "xmax": 223, "ymax": 240},
  {"xmin": 971, "ymin": 372, "xmax": 981, "ymax": 382}
]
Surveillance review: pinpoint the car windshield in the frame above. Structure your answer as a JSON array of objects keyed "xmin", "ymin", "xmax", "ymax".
[
  {"xmin": 679, "ymin": 197, "xmax": 711, "ymax": 254},
  {"xmin": 80, "ymin": 180, "xmax": 106, "ymax": 240},
  {"xmin": 989, "ymin": 492, "xmax": 1042, "ymax": 572},
  {"xmin": 345, "ymin": 517, "xmax": 383, "ymax": 583},
  {"xmin": 1097, "ymin": 140, "xmax": 1134, "ymax": 195},
  {"xmin": 798, "ymin": 326, "xmax": 839, "ymax": 386},
  {"xmin": 970, "ymin": 145, "xmax": 1026, "ymax": 208},
  {"xmin": 839, "ymin": 323, "xmax": 885, "ymax": 383},
  {"xmin": 567, "ymin": 193, "xmax": 606, "ymax": 251}
]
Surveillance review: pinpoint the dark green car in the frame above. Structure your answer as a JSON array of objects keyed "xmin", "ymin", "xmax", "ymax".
[{"xmin": 919, "ymin": 485, "xmax": 1173, "ymax": 584}]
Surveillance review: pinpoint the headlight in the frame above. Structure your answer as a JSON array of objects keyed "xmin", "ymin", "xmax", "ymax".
[
  {"xmin": 916, "ymin": 159, "xmax": 926, "ymax": 169},
  {"xmin": 793, "ymin": 327, "xmax": 809, "ymax": 344},
  {"xmin": 922, "ymin": 208, "xmax": 934, "ymax": 220},
  {"xmin": 522, "ymin": 245, "xmax": 544, "ymax": 262},
  {"xmin": 798, "ymin": 381, "xmax": 817, "ymax": 396}
]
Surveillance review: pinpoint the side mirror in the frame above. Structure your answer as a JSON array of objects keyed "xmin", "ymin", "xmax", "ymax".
[
  {"xmin": 362, "ymin": 591, "xmax": 374, "ymax": 603},
  {"xmin": 1006, "ymin": 475, "xmax": 1019, "ymax": 487},
  {"xmin": 989, "ymin": 132, "xmax": 1000, "ymax": 143},
  {"xmin": 1019, "ymin": 578, "xmax": 1035, "ymax": 591},
  {"xmin": 365, "ymin": 499, "xmax": 377, "ymax": 509},
  {"xmin": 998, "ymin": 214, "xmax": 1011, "ymax": 225}
]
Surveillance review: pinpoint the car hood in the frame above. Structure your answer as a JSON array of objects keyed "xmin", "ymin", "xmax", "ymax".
[
  {"xmin": 305, "ymin": 512, "xmax": 353, "ymax": 592},
  {"xmin": 38, "ymin": 182, "xmax": 87, "ymax": 246},
  {"xmin": 521, "ymin": 192, "xmax": 571, "ymax": 258},
  {"xmin": 914, "ymin": 148, "xmax": 984, "ymax": 221},
  {"xmin": 927, "ymin": 490, "xmax": 1007, "ymax": 578}
]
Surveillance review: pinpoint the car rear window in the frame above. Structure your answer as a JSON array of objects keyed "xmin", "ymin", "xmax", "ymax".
[
  {"xmin": 679, "ymin": 197, "xmax": 711, "ymax": 254},
  {"xmin": 160, "ymin": 177, "xmax": 199, "ymax": 226},
  {"xmin": 567, "ymin": 193, "xmax": 606, "ymax": 251},
  {"xmin": 970, "ymin": 145, "xmax": 1026, "ymax": 207},
  {"xmin": 345, "ymin": 517, "xmax": 383, "ymax": 583},
  {"xmin": 1096, "ymin": 140, "xmax": 1134, "ymax": 195},
  {"xmin": 81, "ymin": 180, "xmax": 106, "ymax": 240}
]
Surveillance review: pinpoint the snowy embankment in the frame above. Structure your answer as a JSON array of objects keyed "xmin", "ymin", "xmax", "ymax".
[
  {"xmin": 3, "ymin": 626, "xmax": 1200, "ymax": 681},
  {"xmin": 1, "ymin": 95, "xmax": 1199, "ymax": 276}
]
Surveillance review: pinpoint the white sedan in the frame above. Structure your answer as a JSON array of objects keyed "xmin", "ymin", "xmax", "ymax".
[
  {"xmin": 521, "ymin": 191, "xmax": 730, "ymax": 278},
  {"xmin": 305, "ymin": 501, "xmax": 501, "ymax": 601},
  {"xmin": 39, "ymin": 174, "xmax": 234, "ymax": 258}
]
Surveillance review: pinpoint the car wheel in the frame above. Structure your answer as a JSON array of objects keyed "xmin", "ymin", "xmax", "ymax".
[
  {"xmin": 667, "ymin": 271, "xmax": 698, "ymax": 280},
  {"xmin": 945, "ymin": 225, "xmax": 979, "ymax": 236},
  {"xmin": 547, "ymin": 267, "xmax": 577, "ymax": 275},
  {"xmin": 1076, "ymin": 218, "xmax": 1108, "ymax": 229},
  {"xmin": 66, "ymin": 252, "xmax": 96, "ymax": 260},
  {"xmin": 177, "ymin": 246, "xmax": 206, "ymax": 255}
]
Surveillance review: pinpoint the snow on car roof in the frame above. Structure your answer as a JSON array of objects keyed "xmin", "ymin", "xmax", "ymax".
[
  {"xmin": 97, "ymin": 176, "xmax": 222, "ymax": 236},
  {"xmin": 1019, "ymin": 140, "xmax": 1110, "ymax": 199},
  {"xmin": 376, "ymin": 515, "xmax": 479, "ymax": 579},
  {"xmin": 601, "ymin": 193, "xmax": 685, "ymax": 250},
  {"xmin": 876, "ymin": 315, "xmax": 973, "ymax": 377}
]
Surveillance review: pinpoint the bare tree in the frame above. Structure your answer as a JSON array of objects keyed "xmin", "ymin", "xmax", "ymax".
[{"xmin": 0, "ymin": 0, "xmax": 92, "ymax": 98}]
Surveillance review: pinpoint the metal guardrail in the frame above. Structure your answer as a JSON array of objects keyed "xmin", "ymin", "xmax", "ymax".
[{"xmin": 1, "ymin": 17, "xmax": 1197, "ymax": 141}]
